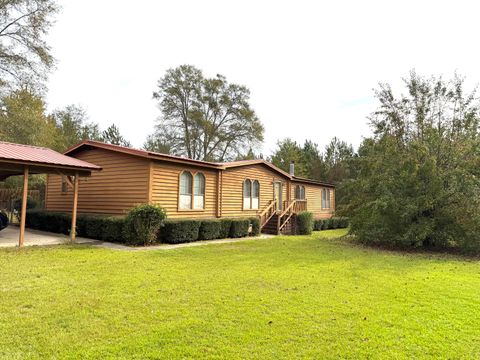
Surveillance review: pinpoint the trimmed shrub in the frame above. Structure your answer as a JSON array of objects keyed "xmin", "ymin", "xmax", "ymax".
[
  {"xmin": 313, "ymin": 219, "xmax": 324, "ymax": 231},
  {"xmin": 230, "ymin": 219, "xmax": 250, "ymax": 238},
  {"xmin": 25, "ymin": 210, "xmax": 127, "ymax": 243},
  {"xmin": 313, "ymin": 217, "xmax": 349, "ymax": 231},
  {"xmin": 31, "ymin": 211, "xmax": 70, "ymax": 234},
  {"xmin": 84, "ymin": 215, "xmax": 107, "ymax": 239},
  {"xmin": 249, "ymin": 217, "xmax": 260, "ymax": 236},
  {"xmin": 297, "ymin": 211, "xmax": 314, "ymax": 235},
  {"xmin": 219, "ymin": 219, "xmax": 232, "ymax": 238},
  {"xmin": 160, "ymin": 219, "xmax": 201, "ymax": 244},
  {"xmin": 198, "ymin": 219, "xmax": 221, "ymax": 240},
  {"xmin": 101, "ymin": 217, "xmax": 126, "ymax": 242},
  {"xmin": 123, "ymin": 204, "xmax": 167, "ymax": 246}
]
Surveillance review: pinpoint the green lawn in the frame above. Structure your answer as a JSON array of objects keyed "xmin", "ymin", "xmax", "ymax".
[{"xmin": 1, "ymin": 230, "xmax": 479, "ymax": 359}]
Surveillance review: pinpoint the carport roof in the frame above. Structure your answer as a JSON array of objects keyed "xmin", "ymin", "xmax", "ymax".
[{"xmin": 0, "ymin": 141, "xmax": 101, "ymax": 180}]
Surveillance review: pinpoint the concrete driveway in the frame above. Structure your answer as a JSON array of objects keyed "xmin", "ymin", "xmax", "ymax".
[{"xmin": 0, "ymin": 226, "xmax": 94, "ymax": 248}]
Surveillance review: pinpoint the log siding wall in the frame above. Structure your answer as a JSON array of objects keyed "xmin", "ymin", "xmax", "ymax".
[
  {"xmin": 291, "ymin": 181, "xmax": 335, "ymax": 219},
  {"xmin": 150, "ymin": 161, "xmax": 218, "ymax": 219},
  {"xmin": 220, "ymin": 164, "xmax": 289, "ymax": 218},
  {"xmin": 45, "ymin": 147, "xmax": 335, "ymax": 219},
  {"xmin": 45, "ymin": 148, "xmax": 150, "ymax": 214}
]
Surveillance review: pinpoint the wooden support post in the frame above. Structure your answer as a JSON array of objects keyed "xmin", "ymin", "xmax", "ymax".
[
  {"xmin": 19, "ymin": 166, "xmax": 29, "ymax": 247},
  {"xmin": 70, "ymin": 172, "xmax": 79, "ymax": 242}
]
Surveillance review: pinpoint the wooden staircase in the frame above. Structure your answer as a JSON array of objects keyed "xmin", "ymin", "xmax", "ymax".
[
  {"xmin": 262, "ymin": 214, "xmax": 280, "ymax": 234},
  {"xmin": 261, "ymin": 213, "xmax": 297, "ymax": 235},
  {"xmin": 259, "ymin": 199, "xmax": 307, "ymax": 235}
]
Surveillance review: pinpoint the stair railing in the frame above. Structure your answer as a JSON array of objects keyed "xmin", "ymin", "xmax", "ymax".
[
  {"xmin": 259, "ymin": 199, "xmax": 277, "ymax": 230},
  {"xmin": 277, "ymin": 200, "xmax": 297, "ymax": 233},
  {"xmin": 295, "ymin": 199, "xmax": 307, "ymax": 212}
]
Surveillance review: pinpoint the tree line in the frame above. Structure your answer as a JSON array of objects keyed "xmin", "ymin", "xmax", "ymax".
[
  {"xmin": 340, "ymin": 71, "xmax": 480, "ymax": 252},
  {"xmin": 0, "ymin": 88, "xmax": 132, "ymax": 151}
]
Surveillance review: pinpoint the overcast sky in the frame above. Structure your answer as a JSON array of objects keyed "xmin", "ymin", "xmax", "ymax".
[{"xmin": 45, "ymin": 0, "xmax": 480, "ymax": 155}]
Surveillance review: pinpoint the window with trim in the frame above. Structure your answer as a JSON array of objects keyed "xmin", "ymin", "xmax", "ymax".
[
  {"xmin": 252, "ymin": 180, "xmax": 259, "ymax": 209},
  {"xmin": 194, "ymin": 173, "xmax": 205, "ymax": 209},
  {"xmin": 179, "ymin": 171, "xmax": 193, "ymax": 209},
  {"xmin": 322, "ymin": 188, "xmax": 331, "ymax": 209},
  {"xmin": 61, "ymin": 176, "xmax": 68, "ymax": 193},
  {"xmin": 243, "ymin": 179, "xmax": 252, "ymax": 209},
  {"xmin": 179, "ymin": 171, "xmax": 205, "ymax": 210},
  {"xmin": 295, "ymin": 185, "xmax": 305, "ymax": 200},
  {"xmin": 243, "ymin": 179, "xmax": 260, "ymax": 210}
]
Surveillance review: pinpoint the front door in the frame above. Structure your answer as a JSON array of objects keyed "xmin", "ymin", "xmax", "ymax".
[{"xmin": 274, "ymin": 182, "xmax": 283, "ymax": 212}]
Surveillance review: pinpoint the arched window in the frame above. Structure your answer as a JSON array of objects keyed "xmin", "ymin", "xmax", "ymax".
[
  {"xmin": 243, "ymin": 179, "xmax": 252, "ymax": 209},
  {"xmin": 322, "ymin": 188, "xmax": 331, "ymax": 209},
  {"xmin": 194, "ymin": 173, "xmax": 205, "ymax": 209},
  {"xmin": 179, "ymin": 171, "xmax": 193, "ymax": 209},
  {"xmin": 252, "ymin": 180, "xmax": 260, "ymax": 209},
  {"xmin": 295, "ymin": 185, "xmax": 305, "ymax": 200}
]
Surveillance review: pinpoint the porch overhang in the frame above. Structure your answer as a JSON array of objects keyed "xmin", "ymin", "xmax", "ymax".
[{"xmin": 0, "ymin": 141, "xmax": 101, "ymax": 246}]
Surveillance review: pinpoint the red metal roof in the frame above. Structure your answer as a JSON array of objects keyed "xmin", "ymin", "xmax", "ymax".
[
  {"xmin": 0, "ymin": 141, "xmax": 101, "ymax": 170},
  {"xmin": 65, "ymin": 140, "xmax": 221, "ymax": 168},
  {"xmin": 65, "ymin": 140, "xmax": 335, "ymax": 187}
]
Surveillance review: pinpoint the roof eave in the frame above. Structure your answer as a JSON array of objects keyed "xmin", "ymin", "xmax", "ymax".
[{"xmin": 292, "ymin": 176, "xmax": 335, "ymax": 187}]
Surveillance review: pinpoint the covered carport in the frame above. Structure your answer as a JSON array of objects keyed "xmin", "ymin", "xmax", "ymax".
[{"xmin": 0, "ymin": 141, "xmax": 101, "ymax": 247}]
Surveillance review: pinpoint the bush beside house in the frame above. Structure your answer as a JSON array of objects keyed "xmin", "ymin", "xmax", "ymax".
[
  {"xmin": 26, "ymin": 210, "xmax": 127, "ymax": 243},
  {"xmin": 123, "ymin": 204, "xmax": 167, "ymax": 246},
  {"xmin": 198, "ymin": 219, "xmax": 221, "ymax": 240},
  {"xmin": 229, "ymin": 219, "xmax": 250, "ymax": 238},
  {"xmin": 296, "ymin": 211, "xmax": 314, "ymax": 235},
  {"xmin": 160, "ymin": 219, "xmax": 201, "ymax": 244},
  {"xmin": 26, "ymin": 208, "xmax": 261, "ymax": 245},
  {"xmin": 313, "ymin": 217, "xmax": 349, "ymax": 231}
]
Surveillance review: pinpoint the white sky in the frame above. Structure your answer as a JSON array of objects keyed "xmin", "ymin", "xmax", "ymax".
[{"xmin": 45, "ymin": 0, "xmax": 480, "ymax": 155}]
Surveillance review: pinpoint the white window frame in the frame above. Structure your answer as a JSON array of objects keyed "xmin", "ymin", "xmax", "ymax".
[
  {"xmin": 194, "ymin": 173, "xmax": 205, "ymax": 210},
  {"xmin": 322, "ymin": 188, "xmax": 331, "ymax": 209},
  {"xmin": 179, "ymin": 171, "xmax": 193, "ymax": 210},
  {"xmin": 252, "ymin": 180, "xmax": 260, "ymax": 209},
  {"xmin": 243, "ymin": 179, "xmax": 252, "ymax": 210}
]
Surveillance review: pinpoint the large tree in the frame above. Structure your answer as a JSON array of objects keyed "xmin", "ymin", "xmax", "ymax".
[
  {"xmin": 269, "ymin": 138, "xmax": 309, "ymax": 177},
  {"xmin": 149, "ymin": 65, "xmax": 264, "ymax": 161},
  {"xmin": 101, "ymin": 124, "xmax": 131, "ymax": 147},
  {"xmin": 269, "ymin": 138, "xmax": 355, "ymax": 184},
  {"xmin": 52, "ymin": 104, "xmax": 102, "ymax": 150},
  {"xmin": 323, "ymin": 137, "xmax": 355, "ymax": 183},
  {"xmin": 143, "ymin": 134, "xmax": 171, "ymax": 154},
  {"xmin": 342, "ymin": 71, "xmax": 480, "ymax": 251},
  {"xmin": 0, "ymin": 88, "xmax": 57, "ymax": 148},
  {"xmin": 0, "ymin": 0, "xmax": 58, "ymax": 89}
]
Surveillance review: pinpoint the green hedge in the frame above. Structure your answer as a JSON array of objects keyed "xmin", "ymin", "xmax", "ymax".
[
  {"xmin": 198, "ymin": 219, "xmax": 221, "ymax": 240},
  {"xmin": 26, "ymin": 209, "xmax": 261, "ymax": 245},
  {"xmin": 296, "ymin": 211, "xmax": 314, "ymax": 235},
  {"xmin": 160, "ymin": 219, "xmax": 201, "ymax": 244},
  {"xmin": 313, "ymin": 217, "xmax": 349, "ymax": 231},
  {"xmin": 230, "ymin": 219, "xmax": 250, "ymax": 238},
  {"xmin": 26, "ymin": 210, "xmax": 127, "ymax": 243},
  {"xmin": 161, "ymin": 218, "xmax": 257, "ymax": 244},
  {"xmin": 219, "ymin": 219, "xmax": 233, "ymax": 238}
]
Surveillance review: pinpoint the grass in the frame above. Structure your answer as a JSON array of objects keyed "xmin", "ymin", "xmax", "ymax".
[{"xmin": 0, "ymin": 229, "xmax": 479, "ymax": 359}]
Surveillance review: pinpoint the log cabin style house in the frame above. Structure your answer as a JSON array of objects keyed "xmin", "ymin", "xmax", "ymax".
[{"xmin": 45, "ymin": 141, "xmax": 335, "ymax": 234}]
